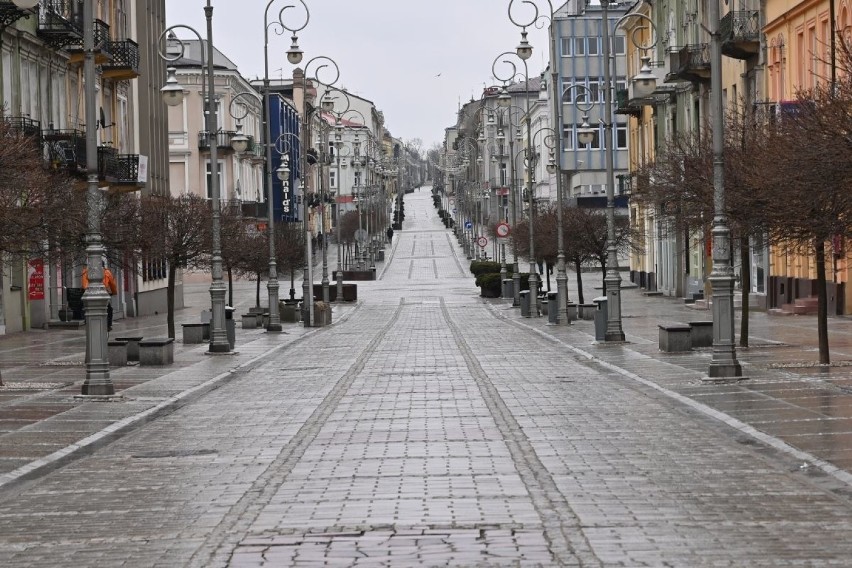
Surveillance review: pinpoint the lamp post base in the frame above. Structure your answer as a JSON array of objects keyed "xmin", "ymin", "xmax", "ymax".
[{"xmin": 266, "ymin": 323, "xmax": 284, "ymax": 333}]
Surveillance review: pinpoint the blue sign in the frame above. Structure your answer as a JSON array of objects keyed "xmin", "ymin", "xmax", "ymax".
[{"xmin": 464, "ymin": 221, "xmax": 473, "ymax": 230}]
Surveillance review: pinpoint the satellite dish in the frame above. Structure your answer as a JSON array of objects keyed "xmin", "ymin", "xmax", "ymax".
[{"xmin": 98, "ymin": 107, "xmax": 115, "ymax": 129}]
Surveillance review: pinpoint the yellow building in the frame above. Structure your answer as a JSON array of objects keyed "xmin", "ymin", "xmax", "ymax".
[{"xmin": 764, "ymin": 0, "xmax": 851, "ymax": 314}]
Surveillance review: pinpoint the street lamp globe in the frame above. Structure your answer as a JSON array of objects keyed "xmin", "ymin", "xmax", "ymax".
[
  {"xmin": 276, "ymin": 159, "xmax": 290, "ymax": 182},
  {"xmin": 577, "ymin": 115, "xmax": 596, "ymax": 147},
  {"xmin": 286, "ymin": 34, "xmax": 303, "ymax": 65},
  {"xmin": 498, "ymin": 87, "xmax": 511, "ymax": 108},
  {"xmin": 161, "ymin": 67, "xmax": 185, "ymax": 107},
  {"xmin": 547, "ymin": 151, "xmax": 557, "ymax": 174},
  {"xmin": 516, "ymin": 30, "xmax": 532, "ymax": 61},
  {"xmin": 12, "ymin": 0, "xmax": 38, "ymax": 8},
  {"xmin": 632, "ymin": 55, "xmax": 657, "ymax": 98},
  {"xmin": 230, "ymin": 123, "xmax": 249, "ymax": 153},
  {"xmin": 322, "ymin": 93, "xmax": 335, "ymax": 112}
]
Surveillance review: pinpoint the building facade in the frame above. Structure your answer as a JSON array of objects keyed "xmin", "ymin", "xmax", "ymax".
[{"xmin": 0, "ymin": 0, "xmax": 168, "ymax": 334}]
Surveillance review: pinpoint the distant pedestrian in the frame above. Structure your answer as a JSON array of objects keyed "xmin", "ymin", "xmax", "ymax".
[
  {"xmin": 386, "ymin": 226, "xmax": 394, "ymax": 242},
  {"xmin": 82, "ymin": 260, "xmax": 118, "ymax": 332}
]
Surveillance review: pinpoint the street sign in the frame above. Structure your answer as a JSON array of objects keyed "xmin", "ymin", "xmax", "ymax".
[
  {"xmin": 464, "ymin": 221, "xmax": 473, "ymax": 230},
  {"xmin": 495, "ymin": 222, "xmax": 511, "ymax": 238},
  {"xmin": 452, "ymin": 208, "xmax": 457, "ymax": 213},
  {"xmin": 477, "ymin": 236, "xmax": 488, "ymax": 248}
]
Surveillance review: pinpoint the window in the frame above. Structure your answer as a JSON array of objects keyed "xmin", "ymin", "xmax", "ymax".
[
  {"xmin": 616, "ymin": 124, "xmax": 628, "ymax": 149},
  {"xmin": 354, "ymin": 171, "xmax": 361, "ymax": 187},
  {"xmin": 500, "ymin": 163, "xmax": 507, "ymax": 186},
  {"xmin": 587, "ymin": 37, "xmax": 599, "ymax": 56},
  {"xmin": 329, "ymin": 169, "xmax": 337, "ymax": 189},
  {"xmin": 561, "ymin": 37, "xmax": 572, "ymax": 57},
  {"xmin": 613, "ymin": 35, "xmax": 626, "ymax": 55},
  {"xmin": 588, "ymin": 81, "xmax": 601, "ymax": 103},
  {"xmin": 562, "ymin": 125, "xmax": 574, "ymax": 151},
  {"xmin": 574, "ymin": 37, "xmax": 585, "ymax": 56},
  {"xmin": 205, "ymin": 160, "xmax": 224, "ymax": 199}
]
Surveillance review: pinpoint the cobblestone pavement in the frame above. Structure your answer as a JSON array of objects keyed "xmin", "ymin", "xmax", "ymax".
[{"xmin": 0, "ymin": 187, "xmax": 851, "ymax": 566}]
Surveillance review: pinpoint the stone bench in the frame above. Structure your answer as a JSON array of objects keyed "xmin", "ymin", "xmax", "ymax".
[
  {"xmin": 115, "ymin": 336, "xmax": 143, "ymax": 362},
  {"xmin": 139, "ymin": 337, "xmax": 175, "ymax": 366},
  {"xmin": 578, "ymin": 304, "xmax": 596, "ymax": 320},
  {"xmin": 181, "ymin": 323, "xmax": 208, "ymax": 345},
  {"xmin": 108, "ymin": 340, "xmax": 128, "ymax": 367},
  {"xmin": 241, "ymin": 313, "xmax": 259, "ymax": 329},
  {"xmin": 659, "ymin": 323, "xmax": 692, "ymax": 352},
  {"xmin": 690, "ymin": 320, "xmax": 714, "ymax": 348},
  {"xmin": 279, "ymin": 301, "xmax": 301, "ymax": 323}
]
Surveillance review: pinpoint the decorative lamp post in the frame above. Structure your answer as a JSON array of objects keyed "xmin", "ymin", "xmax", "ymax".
[
  {"xmin": 250, "ymin": 0, "xmax": 309, "ymax": 331},
  {"xmin": 158, "ymin": 2, "xmax": 230, "ymax": 353},
  {"xmin": 493, "ymin": 51, "xmax": 539, "ymax": 316},
  {"xmin": 77, "ymin": 0, "xmax": 113, "ymax": 394},
  {"xmin": 508, "ymin": 0, "xmax": 571, "ymax": 324},
  {"xmin": 707, "ymin": 0, "xmax": 743, "ymax": 379}
]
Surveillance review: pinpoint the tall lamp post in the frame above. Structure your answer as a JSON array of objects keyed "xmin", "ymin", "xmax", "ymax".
[
  {"xmin": 489, "ymin": 104, "xmax": 524, "ymax": 306},
  {"xmin": 707, "ymin": 0, "xmax": 742, "ymax": 378},
  {"xmin": 493, "ymin": 54, "xmax": 540, "ymax": 316},
  {"xmin": 573, "ymin": 1, "xmax": 658, "ymax": 340},
  {"xmin": 158, "ymin": 2, "xmax": 230, "ymax": 353},
  {"xmin": 250, "ymin": 0, "xmax": 310, "ymax": 332},
  {"xmin": 508, "ymin": 0, "xmax": 569, "ymax": 324},
  {"xmin": 296, "ymin": 60, "xmax": 339, "ymax": 325},
  {"xmin": 76, "ymin": 0, "xmax": 112, "ymax": 394}
]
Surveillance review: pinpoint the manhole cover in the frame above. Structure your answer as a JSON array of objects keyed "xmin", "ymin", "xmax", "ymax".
[{"xmin": 131, "ymin": 449, "xmax": 217, "ymax": 459}]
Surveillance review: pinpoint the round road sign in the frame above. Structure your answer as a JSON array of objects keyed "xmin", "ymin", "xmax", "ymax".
[
  {"xmin": 495, "ymin": 222, "xmax": 511, "ymax": 238},
  {"xmin": 477, "ymin": 236, "xmax": 488, "ymax": 248}
]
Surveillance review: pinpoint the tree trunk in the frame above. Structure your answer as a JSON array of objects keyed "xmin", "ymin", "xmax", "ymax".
[
  {"xmin": 816, "ymin": 240, "xmax": 830, "ymax": 364},
  {"xmin": 227, "ymin": 266, "xmax": 233, "ymax": 307},
  {"xmin": 739, "ymin": 238, "xmax": 750, "ymax": 348},
  {"xmin": 575, "ymin": 260, "xmax": 585, "ymax": 305},
  {"xmin": 167, "ymin": 259, "xmax": 177, "ymax": 339},
  {"xmin": 256, "ymin": 273, "xmax": 262, "ymax": 307}
]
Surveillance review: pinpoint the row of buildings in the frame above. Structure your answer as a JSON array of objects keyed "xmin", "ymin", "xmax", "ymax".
[
  {"xmin": 0, "ymin": 0, "xmax": 420, "ymax": 336},
  {"xmin": 441, "ymin": 0, "xmax": 851, "ymax": 316}
]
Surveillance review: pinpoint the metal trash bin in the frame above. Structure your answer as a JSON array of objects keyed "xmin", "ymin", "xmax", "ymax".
[
  {"xmin": 519, "ymin": 290, "xmax": 530, "ymax": 317},
  {"xmin": 547, "ymin": 292, "xmax": 558, "ymax": 324},
  {"xmin": 502, "ymin": 279, "xmax": 514, "ymax": 299},
  {"xmin": 592, "ymin": 297, "xmax": 607, "ymax": 341},
  {"xmin": 224, "ymin": 306, "xmax": 236, "ymax": 349}
]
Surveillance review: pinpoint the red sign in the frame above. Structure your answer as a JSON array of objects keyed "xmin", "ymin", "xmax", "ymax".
[
  {"xmin": 496, "ymin": 222, "xmax": 511, "ymax": 238},
  {"xmin": 28, "ymin": 259, "xmax": 44, "ymax": 300}
]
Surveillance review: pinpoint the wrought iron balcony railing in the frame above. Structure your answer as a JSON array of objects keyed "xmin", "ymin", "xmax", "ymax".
[
  {"xmin": 37, "ymin": 0, "xmax": 83, "ymax": 50},
  {"xmin": 102, "ymin": 39, "xmax": 140, "ymax": 80},
  {"xmin": 198, "ymin": 130, "xmax": 236, "ymax": 152}
]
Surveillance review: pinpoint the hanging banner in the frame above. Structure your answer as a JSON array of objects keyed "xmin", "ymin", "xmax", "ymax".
[{"xmin": 28, "ymin": 259, "xmax": 44, "ymax": 300}]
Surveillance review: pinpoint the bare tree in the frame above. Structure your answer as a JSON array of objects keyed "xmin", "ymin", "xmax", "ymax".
[{"xmin": 139, "ymin": 194, "xmax": 212, "ymax": 339}]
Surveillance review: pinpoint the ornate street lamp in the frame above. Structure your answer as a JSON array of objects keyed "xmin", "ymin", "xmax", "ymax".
[
  {"xmin": 493, "ymin": 50, "xmax": 540, "ymax": 316},
  {"xmin": 508, "ymin": 0, "xmax": 570, "ymax": 324},
  {"xmin": 707, "ymin": 0, "xmax": 743, "ymax": 379},
  {"xmin": 78, "ymin": 0, "xmax": 113, "ymax": 394},
  {"xmin": 158, "ymin": 3, "xmax": 230, "ymax": 353}
]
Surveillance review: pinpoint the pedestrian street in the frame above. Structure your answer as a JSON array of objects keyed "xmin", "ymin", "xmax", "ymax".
[{"xmin": 0, "ymin": 189, "xmax": 851, "ymax": 567}]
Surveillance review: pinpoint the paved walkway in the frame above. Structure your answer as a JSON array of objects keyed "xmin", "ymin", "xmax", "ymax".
[{"xmin": 0, "ymin": 187, "xmax": 850, "ymax": 566}]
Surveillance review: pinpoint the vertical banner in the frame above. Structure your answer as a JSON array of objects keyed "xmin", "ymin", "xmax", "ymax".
[{"xmin": 28, "ymin": 259, "xmax": 45, "ymax": 300}]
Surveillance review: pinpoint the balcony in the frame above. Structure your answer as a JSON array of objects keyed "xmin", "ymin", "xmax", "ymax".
[
  {"xmin": 720, "ymin": 10, "xmax": 761, "ymax": 60},
  {"xmin": 666, "ymin": 44, "xmax": 711, "ymax": 84},
  {"xmin": 67, "ymin": 18, "xmax": 110, "ymax": 64},
  {"xmin": 37, "ymin": 0, "xmax": 83, "ymax": 51},
  {"xmin": 0, "ymin": 1, "xmax": 33, "ymax": 30},
  {"xmin": 198, "ymin": 130, "xmax": 236, "ymax": 153},
  {"xmin": 99, "ymin": 148, "xmax": 146, "ymax": 188},
  {"xmin": 43, "ymin": 128, "xmax": 86, "ymax": 173},
  {"xmin": 240, "ymin": 200, "xmax": 269, "ymax": 219},
  {"xmin": 615, "ymin": 88, "xmax": 642, "ymax": 117},
  {"xmin": 102, "ymin": 39, "xmax": 140, "ymax": 80}
]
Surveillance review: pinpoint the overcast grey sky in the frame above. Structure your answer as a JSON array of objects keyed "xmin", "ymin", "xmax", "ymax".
[{"xmin": 164, "ymin": 1, "xmax": 552, "ymax": 150}]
